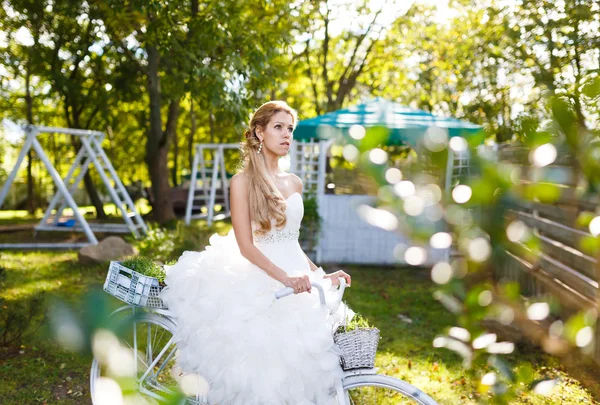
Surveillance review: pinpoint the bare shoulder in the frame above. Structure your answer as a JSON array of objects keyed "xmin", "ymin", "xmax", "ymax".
[
  {"xmin": 288, "ymin": 173, "xmax": 303, "ymax": 193},
  {"xmin": 231, "ymin": 172, "xmax": 249, "ymax": 186},
  {"xmin": 230, "ymin": 173, "xmax": 249, "ymax": 194}
]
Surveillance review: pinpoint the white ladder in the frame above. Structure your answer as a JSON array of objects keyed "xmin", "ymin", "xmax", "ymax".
[{"xmin": 185, "ymin": 144, "xmax": 237, "ymax": 226}]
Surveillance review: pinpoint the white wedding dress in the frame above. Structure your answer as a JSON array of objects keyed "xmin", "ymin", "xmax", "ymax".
[{"xmin": 161, "ymin": 192, "xmax": 355, "ymax": 405}]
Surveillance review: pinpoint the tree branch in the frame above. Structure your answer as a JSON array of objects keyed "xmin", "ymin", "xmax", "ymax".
[
  {"xmin": 337, "ymin": 5, "xmax": 383, "ymax": 93},
  {"xmin": 303, "ymin": 39, "xmax": 321, "ymax": 115}
]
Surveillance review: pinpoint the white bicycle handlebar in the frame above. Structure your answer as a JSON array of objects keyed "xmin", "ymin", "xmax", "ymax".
[{"xmin": 274, "ymin": 276, "xmax": 346, "ymax": 309}]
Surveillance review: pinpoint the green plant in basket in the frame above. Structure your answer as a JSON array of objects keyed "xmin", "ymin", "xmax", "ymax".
[
  {"xmin": 121, "ymin": 256, "xmax": 167, "ymax": 285},
  {"xmin": 335, "ymin": 312, "xmax": 374, "ymax": 334},
  {"xmin": 334, "ymin": 310, "xmax": 381, "ymax": 370}
]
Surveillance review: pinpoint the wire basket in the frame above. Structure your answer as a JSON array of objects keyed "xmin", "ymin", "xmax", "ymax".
[{"xmin": 103, "ymin": 261, "xmax": 167, "ymax": 309}]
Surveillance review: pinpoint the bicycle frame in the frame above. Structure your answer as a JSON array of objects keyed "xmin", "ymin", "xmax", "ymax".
[{"xmin": 98, "ymin": 277, "xmax": 438, "ymax": 405}]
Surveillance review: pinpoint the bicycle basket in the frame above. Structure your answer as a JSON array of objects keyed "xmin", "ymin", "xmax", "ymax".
[
  {"xmin": 334, "ymin": 327, "xmax": 380, "ymax": 370},
  {"xmin": 103, "ymin": 261, "xmax": 167, "ymax": 309}
]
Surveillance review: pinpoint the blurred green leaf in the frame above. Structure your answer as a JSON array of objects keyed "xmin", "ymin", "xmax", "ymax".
[
  {"xmin": 516, "ymin": 362, "xmax": 534, "ymax": 384},
  {"xmin": 583, "ymin": 77, "xmax": 600, "ymax": 99},
  {"xmin": 522, "ymin": 183, "xmax": 561, "ymax": 203},
  {"xmin": 576, "ymin": 212, "xmax": 595, "ymax": 228},
  {"xmin": 358, "ymin": 126, "xmax": 390, "ymax": 151},
  {"xmin": 579, "ymin": 236, "xmax": 600, "ymax": 256},
  {"xmin": 499, "ymin": 281, "xmax": 521, "ymax": 302},
  {"xmin": 563, "ymin": 312, "xmax": 589, "ymax": 344}
]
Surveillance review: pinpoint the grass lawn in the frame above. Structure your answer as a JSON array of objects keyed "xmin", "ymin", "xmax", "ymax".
[{"xmin": 0, "ymin": 237, "xmax": 599, "ymax": 404}]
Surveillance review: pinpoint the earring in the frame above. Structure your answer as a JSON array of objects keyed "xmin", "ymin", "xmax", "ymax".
[{"xmin": 257, "ymin": 141, "xmax": 263, "ymax": 154}]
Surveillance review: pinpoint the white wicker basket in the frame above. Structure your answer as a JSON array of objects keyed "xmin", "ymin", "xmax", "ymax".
[
  {"xmin": 103, "ymin": 261, "xmax": 166, "ymax": 309},
  {"xmin": 334, "ymin": 327, "xmax": 381, "ymax": 370}
]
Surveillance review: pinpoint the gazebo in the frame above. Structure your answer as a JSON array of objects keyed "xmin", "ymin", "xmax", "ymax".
[
  {"xmin": 288, "ymin": 97, "xmax": 483, "ymax": 265},
  {"xmin": 294, "ymin": 97, "xmax": 482, "ymax": 145}
]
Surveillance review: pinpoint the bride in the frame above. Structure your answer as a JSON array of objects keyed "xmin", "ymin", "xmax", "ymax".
[{"xmin": 161, "ymin": 100, "xmax": 355, "ymax": 405}]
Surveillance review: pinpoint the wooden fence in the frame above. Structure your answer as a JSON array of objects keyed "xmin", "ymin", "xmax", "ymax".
[{"xmin": 494, "ymin": 144, "xmax": 600, "ymax": 364}]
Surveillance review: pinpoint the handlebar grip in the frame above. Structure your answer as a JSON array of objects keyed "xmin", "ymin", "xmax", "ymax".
[
  {"xmin": 275, "ymin": 281, "xmax": 326, "ymax": 304},
  {"xmin": 274, "ymin": 287, "xmax": 295, "ymax": 299},
  {"xmin": 274, "ymin": 277, "xmax": 347, "ymax": 309}
]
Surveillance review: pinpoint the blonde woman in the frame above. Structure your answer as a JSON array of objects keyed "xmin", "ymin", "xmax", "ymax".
[{"xmin": 162, "ymin": 100, "xmax": 355, "ymax": 404}]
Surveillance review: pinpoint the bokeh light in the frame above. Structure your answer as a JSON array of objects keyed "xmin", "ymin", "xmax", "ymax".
[
  {"xmin": 385, "ymin": 167, "xmax": 403, "ymax": 184},
  {"xmin": 430, "ymin": 232, "xmax": 452, "ymax": 249},
  {"xmin": 369, "ymin": 148, "xmax": 388, "ymax": 164},
  {"xmin": 472, "ymin": 333, "xmax": 496, "ymax": 349},
  {"xmin": 431, "ymin": 262, "xmax": 453, "ymax": 284},
  {"xmin": 576, "ymin": 326, "xmax": 593, "ymax": 347},
  {"xmin": 468, "ymin": 237, "xmax": 491, "ymax": 262},
  {"xmin": 423, "ymin": 126, "xmax": 448, "ymax": 152},
  {"xmin": 405, "ymin": 246, "xmax": 427, "ymax": 266},
  {"xmin": 403, "ymin": 196, "xmax": 425, "ymax": 216},
  {"xmin": 478, "ymin": 290, "xmax": 493, "ymax": 306},
  {"xmin": 589, "ymin": 216, "xmax": 600, "ymax": 237},
  {"xmin": 487, "ymin": 342, "xmax": 514, "ymax": 354},
  {"xmin": 418, "ymin": 184, "xmax": 442, "ymax": 206},
  {"xmin": 527, "ymin": 302, "xmax": 550, "ymax": 321},
  {"xmin": 357, "ymin": 205, "xmax": 398, "ymax": 231},
  {"xmin": 506, "ymin": 220, "xmax": 529, "ymax": 242},
  {"xmin": 452, "ymin": 185, "xmax": 472, "ymax": 204},
  {"xmin": 549, "ymin": 320, "xmax": 564, "ymax": 338},
  {"xmin": 94, "ymin": 377, "xmax": 124, "ymax": 405},
  {"xmin": 481, "ymin": 372, "xmax": 496, "ymax": 386},
  {"xmin": 394, "ymin": 180, "xmax": 416, "ymax": 199},
  {"xmin": 449, "ymin": 136, "xmax": 468, "ymax": 152},
  {"xmin": 530, "ymin": 143, "xmax": 557, "ymax": 167},
  {"xmin": 448, "ymin": 327, "xmax": 471, "ymax": 342},
  {"xmin": 348, "ymin": 124, "xmax": 366, "ymax": 140},
  {"xmin": 533, "ymin": 379, "xmax": 556, "ymax": 395},
  {"xmin": 342, "ymin": 144, "xmax": 359, "ymax": 162}
]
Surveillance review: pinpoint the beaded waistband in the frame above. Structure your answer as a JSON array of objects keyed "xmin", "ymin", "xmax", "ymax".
[{"xmin": 253, "ymin": 229, "xmax": 300, "ymax": 244}]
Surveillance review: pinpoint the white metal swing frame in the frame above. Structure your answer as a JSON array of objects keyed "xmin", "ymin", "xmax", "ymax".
[
  {"xmin": 184, "ymin": 143, "xmax": 239, "ymax": 226},
  {"xmin": 0, "ymin": 125, "xmax": 148, "ymax": 249}
]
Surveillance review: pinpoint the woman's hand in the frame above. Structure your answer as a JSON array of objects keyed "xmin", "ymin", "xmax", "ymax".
[
  {"xmin": 282, "ymin": 275, "xmax": 312, "ymax": 294},
  {"xmin": 325, "ymin": 270, "xmax": 352, "ymax": 287}
]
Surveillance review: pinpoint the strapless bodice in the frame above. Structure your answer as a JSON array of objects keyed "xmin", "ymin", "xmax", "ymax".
[{"xmin": 251, "ymin": 192, "xmax": 303, "ymax": 244}]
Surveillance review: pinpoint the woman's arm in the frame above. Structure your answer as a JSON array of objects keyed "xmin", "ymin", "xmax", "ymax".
[
  {"xmin": 303, "ymin": 251, "xmax": 319, "ymax": 271},
  {"xmin": 230, "ymin": 173, "xmax": 290, "ymax": 284}
]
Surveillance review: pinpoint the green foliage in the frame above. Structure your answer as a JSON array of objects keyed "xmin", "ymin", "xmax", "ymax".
[
  {"xmin": 300, "ymin": 194, "xmax": 321, "ymax": 255},
  {"xmin": 134, "ymin": 223, "xmax": 177, "ymax": 263},
  {"xmin": 336, "ymin": 312, "xmax": 374, "ymax": 334},
  {"xmin": 120, "ymin": 255, "xmax": 166, "ymax": 284},
  {"xmin": 0, "ymin": 294, "xmax": 46, "ymax": 347}
]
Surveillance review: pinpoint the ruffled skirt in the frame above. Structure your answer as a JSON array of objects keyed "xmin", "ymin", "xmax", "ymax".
[{"xmin": 161, "ymin": 229, "xmax": 355, "ymax": 405}]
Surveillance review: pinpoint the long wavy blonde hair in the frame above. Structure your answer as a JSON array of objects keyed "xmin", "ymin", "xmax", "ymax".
[{"xmin": 239, "ymin": 101, "xmax": 299, "ymax": 236}]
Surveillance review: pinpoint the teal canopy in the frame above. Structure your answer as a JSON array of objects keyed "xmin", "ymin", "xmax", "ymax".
[{"xmin": 294, "ymin": 98, "xmax": 483, "ymax": 146}]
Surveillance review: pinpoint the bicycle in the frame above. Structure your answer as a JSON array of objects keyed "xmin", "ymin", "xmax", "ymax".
[{"xmin": 91, "ymin": 276, "xmax": 439, "ymax": 405}]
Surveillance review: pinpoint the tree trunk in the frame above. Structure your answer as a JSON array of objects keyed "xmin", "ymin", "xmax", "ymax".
[
  {"xmin": 188, "ymin": 97, "xmax": 197, "ymax": 173},
  {"xmin": 171, "ymin": 122, "xmax": 179, "ymax": 187},
  {"xmin": 145, "ymin": 44, "xmax": 177, "ymax": 223},
  {"xmin": 209, "ymin": 106, "xmax": 215, "ymax": 144},
  {"xmin": 25, "ymin": 55, "xmax": 35, "ymax": 215}
]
